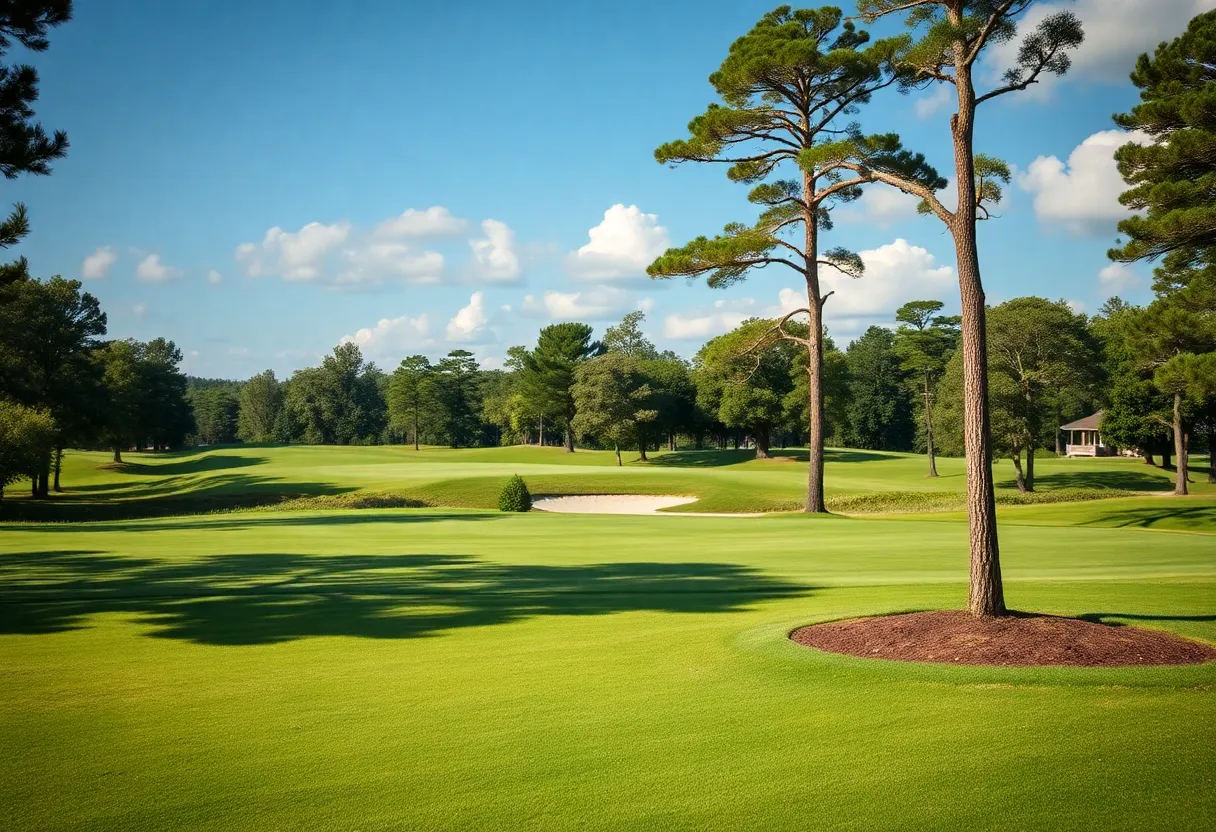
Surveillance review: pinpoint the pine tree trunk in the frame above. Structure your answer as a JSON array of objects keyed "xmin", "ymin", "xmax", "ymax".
[
  {"xmin": 802, "ymin": 171, "xmax": 828, "ymax": 514},
  {"xmin": 1172, "ymin": 393, "xmax": 1187, "ymax": 496},
  {"xmin": 1162, "ymin": 447, "xmax": 1171, "ymax": 470},
  {"xmin": 1143, "ymin": 451, "xmax": 1154, "ymax": 465},
  {"xmin": 1025, "ymin": 443, "xmax": 1035, "ymax": 492},
  {"xmin": 113, "ymin": 446, "xmax": 123, "ymax": 464},
  {"xmin": 615, "ymin": 442, "xmax": 621, "ymax": 467},
  {"xmin": 951, "ymin": 54, "xmax": 1004, "ymax": 618},
  {"xmin": 924, "ymin": 382, "xmax": 938, "ymax": 478},
  {"xmin": 563, "ymin": 418, "xmax": 574, "ymax": 452},
  {"xmin": 638, "ymin": 429, "xmax": 648, "ymax": 462},
  {"xmin": 538, "ymin": 415, "xmax": 544, "ymax": 447},
  {"xmin": 668, "ymin": 434, "xmax": 675, "ymax": 452}
]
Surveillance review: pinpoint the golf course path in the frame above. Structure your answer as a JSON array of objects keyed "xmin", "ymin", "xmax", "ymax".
[{"xmin": 532, "ymin": 494, "xmax": 764, "ymax": 517}]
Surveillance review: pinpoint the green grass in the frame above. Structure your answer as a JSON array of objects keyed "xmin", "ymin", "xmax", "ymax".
[{"xmin": 1, "ymin": 445, "xmax": 1214, "ymax": 830}]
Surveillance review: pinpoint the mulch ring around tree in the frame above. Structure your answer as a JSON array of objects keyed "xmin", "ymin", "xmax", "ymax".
[{"xmin": 790, "ymin": 610, "xmax": 1216, "ymax": 667}]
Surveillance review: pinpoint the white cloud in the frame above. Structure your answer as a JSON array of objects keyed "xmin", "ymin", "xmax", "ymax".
[
  {"xmin": 914, "ymin": 84, "xmax": 953, "ymax": 119},
  {"xmin": 1017, "ymin": 129, "xmax": 1152, "ymax": 233},
  {"xmin": 823, "ymin": 238, "xmax": 955, "ymax": 318},
  {"xmin": 132, "ymin": 302, "xmax": 147, "ymax": 316},
  {"xmin": 338, "ymin": 242, "xmax": 444, "ymax": 286},
  {"xmin": 988, "ymin": 0, "xmax": 1214, "ymax": 92},
  {"xmin": 81, "ymin": 246, "xmax": 116, "ymax": 280},
  {"xmin": 663, "ymin": 298, "xmax": 759, "ymax": 340},
  {"xmin": 340, "ymin": 313, "xmax": 432, "ymax": 359},
  {"xmin": 446, "ymin": 292, "xmax": 491, "ymax": 342},
  {"xmin": 837, "ymin": 187, "xmax": 922, "ymax": 226},
  {"xmin": 566, "ymin": 204, "xmax": 670, "ymax": 281},
  {"xmin": 207, "ymin": 269, "xmax": 223, "ymax": 285},
  {"xmin": 135, "ymin": 254, "xmax": 181, "ymax": 283},
  {"xmin": 1066, "ymin": 299, "xmax": 1086, "ymax": 314},
  {"xmin": 374, "ymin": 206, "xmax": 467, "ymax": 239},
  {"xmin": 1098, "ymin": 262, "xmax": 1142, "ymax": 293},
  {"xmin": 522, "ymin": 285, "xmax": 640, "ymax": 321},
  {"xmin": 468, "ymin": 219, "xmax": 520, "ymax": 282},
  {"xmin": 236, "ymin": 221, "xmax": 351, "ymax": 281}
]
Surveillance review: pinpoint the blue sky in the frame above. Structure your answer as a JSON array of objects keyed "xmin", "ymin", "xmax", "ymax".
[{"xmin": 10, "ymin": 0, "xmax": 1214, "ymax": 378}]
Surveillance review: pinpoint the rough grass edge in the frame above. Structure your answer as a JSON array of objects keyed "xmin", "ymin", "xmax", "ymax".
[{"xmin": 827, "ymin": 487, "xmax": 1140, "ymax": 515}]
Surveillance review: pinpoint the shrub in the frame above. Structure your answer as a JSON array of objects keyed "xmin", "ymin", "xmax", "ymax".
[{"xmin": 498, "ymin": 474, "xmax": 532, "ymax": 512}]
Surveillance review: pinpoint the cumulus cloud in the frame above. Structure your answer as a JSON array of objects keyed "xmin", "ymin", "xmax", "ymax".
[
  {"xmin": 207, "ymin": 269, "xmax": 223, "ymax": 285},
  {"xmin": 81, "ymin": 246, "xmax": 116, "ymax": 280},
  {"xmin": 374, "ymin": 206, "xmax": 467, "ymax": 239},
  {"xmin": 1017, "ymin": 130, "xmax": 1151, "ymax": 233},
  {"xmin": 135, "ymin": 254, "xmax": 181, "ymax": 283},
  {"xmin": 837, "ymin": 187, "xmax": 922, "ymax": 226},
  {"xmin": 446, "ymin": 291, "xmax": 491, "ymax": 342},
  {"xmin": 236, "ymin": 221, "xmax": 351, "ymax": 281},
  {"xmin": 340, "ymin": 313, "xmax": 432, "ymax": 360},
  {"xmin": 662, "ymin": 241, "xmax": 953, "ymax": 340},
  {"xmin": 468, "ymin": 219, "xmax": 520, "ymax": 282},
  {"xmin": 663, "ymin": 298, "xmax": 760, "ymax": 340},
  {"xmin": 235, "ymin": 217, "xmax": 450, "ymax": 288},
  {"xmin": 914, "ymin": 84, "xmax": 953, "ymax": 119},
  {"xmin": 522, "ymin": 285, "xmax": 640, "ymax": 321},
  {"xmin": 820, "ymin": 239, "xmax": 955, "ymax": 319},
  {"xmin": 988, "ymin": 0, "xmax": 1213, "ymax": 92},
  {"xmin": 1098, "ymin": 262, "xmax": 1142, "ymax": 293},
  {"xmin": 338, "ymin": 243, "xmax": 444, "ymax": 286},
  {"xmin": 565, "ymin": 204, "xmax": 670, "ymax": 281},
  {"xmin": 132, "ymin": 302, "xmax": 147, "ymax": 316}
]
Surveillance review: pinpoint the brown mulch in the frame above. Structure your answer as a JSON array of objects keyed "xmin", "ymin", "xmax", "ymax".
[{"xmin": 790, "ymin": 610, "xmax": 1216, "ymax": 667}]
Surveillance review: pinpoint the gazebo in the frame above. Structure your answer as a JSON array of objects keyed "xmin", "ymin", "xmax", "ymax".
[{"xmin": 1060, "ymin": 411, "xmax": 1109, "ymax": 457}]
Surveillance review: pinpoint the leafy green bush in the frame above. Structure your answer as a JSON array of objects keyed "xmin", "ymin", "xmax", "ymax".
[{"xmin": 497, "ymin": 475, "xmax": 532, "ymax": 512}]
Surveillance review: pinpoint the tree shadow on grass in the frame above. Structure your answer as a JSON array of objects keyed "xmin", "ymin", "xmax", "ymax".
[
  {"xmin": 109, "ymin": 454, "xmax": 269, "ymax": 477},
  {"xmin": 1002, "ymin": 470, "xmax": 1175, "ymax": 492},
  {"xmin": 0, "ymin": 510, "xmax": 497, "ymax": 535},
  {"xmin": 0, "ymin": 549, "xmax": 812, "ymax": 644},
  {"xmin": 648, "ymin": 447, "xmax": 890, "ymax": 468},
  {"xmin": 1077, "ymin": 612, "xmax": 1216, "ymax": 626},
  {"xmin": 0, "ymin": 474, "xmax": 354, "ymax": 523},
  {"xmin": 1075, "ymin": 504, "xmax": 1216, "ymax": 531}
]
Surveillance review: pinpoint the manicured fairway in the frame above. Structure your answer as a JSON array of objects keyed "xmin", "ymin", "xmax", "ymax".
[
  {"xmin": 1, "ymin": 447, "xmax": 1214, "ymax": 830},
  {"xmin": 0, "ymin": 521, "xmax": 1212, "ymax": 825},
  {"xmin": 3, "ymin": 443, "xmax": 1211, "ymax": 520}
]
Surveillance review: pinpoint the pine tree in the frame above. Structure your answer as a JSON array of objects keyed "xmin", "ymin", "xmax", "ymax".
[
  {"xmin": 1109, "ymin": 10, "xmax": 1216, "ymax": 294},
  {"xmin": 648, "ymin": 5, "xmax": 942, "ymax": 512},
  {"xmin": 852, "ymin": 0, "xmax": 1083, "ymax": 616}
]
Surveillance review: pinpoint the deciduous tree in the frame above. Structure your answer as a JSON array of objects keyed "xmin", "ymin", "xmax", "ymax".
[
  {"xmin": 844, "ymin": 326, "xmax": 914, "ymax": 452},
  {"xmin": 236, "ymin": 370, "xmax": 284, "ymax": 443},
  {"xmin": 571, "ymin": 354, "xmax": 656, "ymax": 466},
  {"xmin": 0, "ymin": 398, "xmax": 54, "ymax": 500}
]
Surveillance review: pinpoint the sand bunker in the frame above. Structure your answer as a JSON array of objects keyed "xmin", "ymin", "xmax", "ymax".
[{"xmin": 532, "ymin": 494, "xmax": 761, "ymax": 517}]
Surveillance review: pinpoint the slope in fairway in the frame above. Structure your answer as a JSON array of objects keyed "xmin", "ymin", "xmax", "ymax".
[{"xmin": 2, "ymin": 471, "xmax": 1215, "ymax": 831}]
